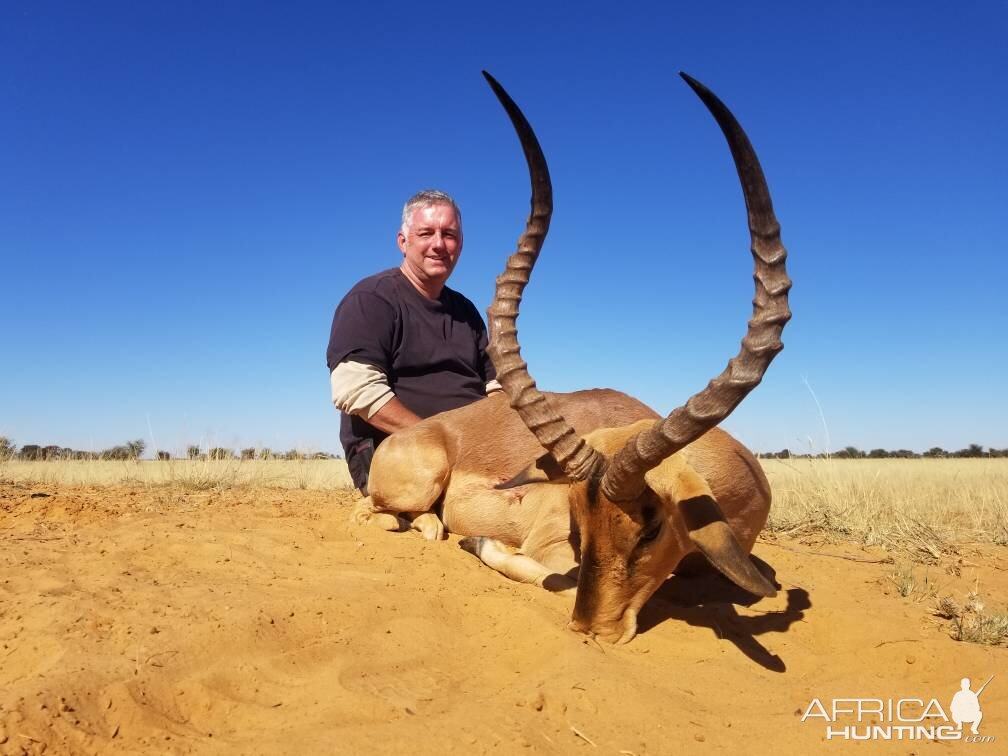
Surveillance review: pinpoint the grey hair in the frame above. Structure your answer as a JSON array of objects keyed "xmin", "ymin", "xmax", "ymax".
[{"xmin": 400, "ymin": 189, "xmax": 462, "ymax": 233}]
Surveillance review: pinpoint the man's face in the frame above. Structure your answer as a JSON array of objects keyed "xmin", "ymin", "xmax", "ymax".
[{"xmin": 397, "ymin": 203, "xmax": 462, "ymax": 290}]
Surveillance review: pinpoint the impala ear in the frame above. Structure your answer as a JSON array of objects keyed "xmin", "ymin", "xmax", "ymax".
[
  {"xmin": 680, "ymin": 494, "xmax": 777, "ymax": 598},
  {"xmin": 495, "ymin": 453, "xmax": 569, "ymax": 489}
]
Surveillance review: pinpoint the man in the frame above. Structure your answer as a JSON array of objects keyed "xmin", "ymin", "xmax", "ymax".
[{"xmin": 327, "ymin": 189, "xmax": 500, "ymax": 494}]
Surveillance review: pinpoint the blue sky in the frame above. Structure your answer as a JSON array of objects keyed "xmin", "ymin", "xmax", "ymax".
[{"xmin": 2, "ymin": 1, "xmax": 1005, "ymax": 456}]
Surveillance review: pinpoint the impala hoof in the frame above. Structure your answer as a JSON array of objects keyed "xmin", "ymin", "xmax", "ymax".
[
  {"xmin": 458, "ymin": 536, "xmax": 486, "ymax": 557},
  {"xmin": 411, "ymin": 512, "xmax": 445, "ymax": 540}
]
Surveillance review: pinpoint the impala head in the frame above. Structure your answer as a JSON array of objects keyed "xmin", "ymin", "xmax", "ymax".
[
  {"xmin": 482, "ymin": 70, "xmax": 791, "ymax": 642},
  {"xmin": 504, "ymin": 420, "xmax": 774, "ymax": 643},
  {"xmin": 565, "ymin": 424, "xmax": 692, "ymax": 643}
]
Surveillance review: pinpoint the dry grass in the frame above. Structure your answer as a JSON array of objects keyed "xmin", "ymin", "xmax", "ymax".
[
  {"xmin": 933, "ymin": 592, "xmax": 1008, "ymax": 646},
  {"xmin": 761, "ymin": 458, "xmax": 1008, "ymax": 561},
  {"xmin": 0, "ymin": 458, "xmax": 354, "ymax": 492},
  {"xmin": 5, "ymin": 456, "xmax": 1007, "ymax": 556}
]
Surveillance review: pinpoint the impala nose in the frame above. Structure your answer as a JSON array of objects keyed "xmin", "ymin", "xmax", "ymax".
[{"xmin": 568, "ymin": 614, "xmax": 638, "ymax": 644}]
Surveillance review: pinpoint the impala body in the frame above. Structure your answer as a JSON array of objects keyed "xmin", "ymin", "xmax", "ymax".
[{"xmin": 354, "ymin": 71, "xmax": 791, "ymax": 644}]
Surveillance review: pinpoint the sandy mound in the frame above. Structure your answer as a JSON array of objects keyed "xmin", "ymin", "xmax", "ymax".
[{"xmin": 2, "ymin": 481, "xmax": 1006, "ymax": 754}]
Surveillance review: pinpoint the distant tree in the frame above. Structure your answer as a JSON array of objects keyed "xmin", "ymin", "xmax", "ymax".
[
  {"xmin": 101, "ymin": 440, "xmax": 144, "ymax": 461},
  {"xmin": 187, "ymin": 445, "xmax": 201, "ymax": 460},
  {"xmin": 208, "ymin": 447, "xmax": 235, "ymax": 460},
  {"xmin": 101, "ymin": 445, "xmax": 130, "ymax": 460},
  {"xmin": 44, "ymin": 445, "xmax": 72, "ymax": 460},
  {"xmin": 835, "ymin": 446, "xmax": 864, "ymax": 459},
  {"xmin": 240, "ymin": 448, "xmax": 256, "ymax": 460},
  {"xmin": 868, "ymin": 448, "xmax": 889, "ymax": 459},
  {"xmin": 0, "ymin": 437, "xmax": 16, "ymax": 460},
  {"xmin": 922, "ymin": 447, "xmax": 947, "ymax": 458},
  {"xmin": 761, "ymin": 448, "xmax": 791, "ymax": 459},
  {"xmin": 284, "ymin": 449, "xmax": 302, "ymax": 460},
  {"xmin": 19, "ymin": 444, "xmax": 43, "ymax": 460},
  {"xmin": 953, "ymin": 444, "xmax": 985, "ymax": 458},
  {"xmin": 890, "ymin": 449, "xmax": 919, "ymax": 459},
  {"xmin": 156, "ymin": 450, "xmax": 171, "ymax": 460},
  {"xmin": 258, "ymin": 448, "xmax": 273, "ymax": 460}
]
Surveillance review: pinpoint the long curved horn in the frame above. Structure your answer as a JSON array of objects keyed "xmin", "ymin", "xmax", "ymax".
[
  {"xmin": 600, "ymin": 72, "xmax": 792, "ymax": 502},
  {"xmin": 483, "ymin": 71, "xmax": 605, "ymax": 481}
]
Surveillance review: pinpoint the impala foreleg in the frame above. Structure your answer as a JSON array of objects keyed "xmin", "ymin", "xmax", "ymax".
[
  {"xmin": 459, "ymin": 537, "xmax": 577, "ymax": 594},
  {"xmin": 408, "ymin": 512, "xmax": 445, "ymax": 540},
  {"xmin": 352, "ymin": 496, "xmax": 407, "ymax": 531},
  {"xmin": 352, "ymin": 498, "xmax": 446, "ymax": 539}
]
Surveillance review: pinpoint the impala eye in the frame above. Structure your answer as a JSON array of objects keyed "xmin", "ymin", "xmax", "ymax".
[{"xmin": 639, "ymin": 521, "xmax": 662, "ymax": 545}]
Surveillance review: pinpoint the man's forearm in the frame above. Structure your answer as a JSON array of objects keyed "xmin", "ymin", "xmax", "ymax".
[{"xmin": 366, "ymin": 397, "xmax": 423, "ymax": 434}]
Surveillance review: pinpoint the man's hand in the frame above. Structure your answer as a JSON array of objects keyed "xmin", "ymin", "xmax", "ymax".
[{"xmin": 367, "ymin": 397, "xmax": 423, "ymax": 434}]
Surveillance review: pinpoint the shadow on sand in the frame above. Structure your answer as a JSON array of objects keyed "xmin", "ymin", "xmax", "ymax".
[{"xmin": 635, "ymin": 556, "xmax": 809, "ymax": 672}]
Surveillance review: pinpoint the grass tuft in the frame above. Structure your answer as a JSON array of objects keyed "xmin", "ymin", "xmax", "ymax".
[
  {"xmin": 887, "ymin": 563, "xmax": 938, "ymax": 602},
  {"xmin": 933, "ymin": 591, "xmax": 1008, "ymax": 646}
]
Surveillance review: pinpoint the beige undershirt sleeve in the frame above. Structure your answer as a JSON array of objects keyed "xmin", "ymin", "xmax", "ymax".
[
  {"xmin": 330, "ymin": 361, "xmax": 395, "ymax": 420},
  {"xmin": 331, "ymin": 361, "xmax": 504, "ymax": 420}
]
